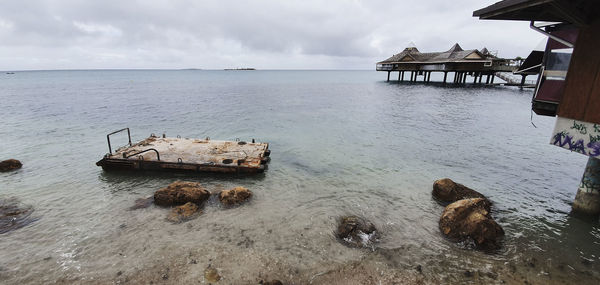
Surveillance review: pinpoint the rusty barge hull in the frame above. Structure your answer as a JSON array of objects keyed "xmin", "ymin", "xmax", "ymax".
[{"xmin": 96, "ymin": 132, "xmax": 270, "ymax": 174}]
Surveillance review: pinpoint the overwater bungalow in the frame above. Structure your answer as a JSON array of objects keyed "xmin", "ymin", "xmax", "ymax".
[{"xmin": 376, "ymin": 43, "xmax": 518, "ymax": 84}]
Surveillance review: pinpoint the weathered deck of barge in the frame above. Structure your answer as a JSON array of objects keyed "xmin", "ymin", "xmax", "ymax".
[{"xmin": 96, "ymin": 129, "xmax": 270, "ymax": 174}]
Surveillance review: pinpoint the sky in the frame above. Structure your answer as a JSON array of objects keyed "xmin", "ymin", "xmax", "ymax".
[{"xmin": 0, "ymin": 0, "xmax": 547, "ymax": 70}]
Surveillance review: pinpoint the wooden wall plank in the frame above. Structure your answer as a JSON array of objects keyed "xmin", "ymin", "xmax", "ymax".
[
  {"xmin": 583, "ymin": 68, "xmax": 600, "ymax": 124},
  {"xmin": 557, "ymin": 19, "xmax": 600, "ymax": 121}
]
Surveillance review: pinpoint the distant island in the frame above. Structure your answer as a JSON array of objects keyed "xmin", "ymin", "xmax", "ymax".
[{"xmin": 224, "ymin": 68, "xmax": 256, "ymax": 71}]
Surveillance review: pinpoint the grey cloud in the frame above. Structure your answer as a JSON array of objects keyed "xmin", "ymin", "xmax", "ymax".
[{"xmin": 0, "ymin": 0, "xmax": 545, "ymax": 70}]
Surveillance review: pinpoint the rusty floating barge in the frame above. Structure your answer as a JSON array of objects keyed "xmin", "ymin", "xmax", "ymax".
[{"xmin": 96, "ymin": 128, "xmax": 271, "ymax": 174}]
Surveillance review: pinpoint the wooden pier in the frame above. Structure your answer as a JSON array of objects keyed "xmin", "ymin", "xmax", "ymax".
[
  {"xmin": 96, "ymin": 128, "xmax": 270, "ymax": 174},
  {"xmin": 376, "ymin": 43, "xmax": 525, "ymax": 85}
]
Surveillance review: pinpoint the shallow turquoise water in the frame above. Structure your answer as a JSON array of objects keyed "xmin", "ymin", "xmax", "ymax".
[{"xmin": 0, "ymin": 70, "xmax": 598, "ymax": 283}]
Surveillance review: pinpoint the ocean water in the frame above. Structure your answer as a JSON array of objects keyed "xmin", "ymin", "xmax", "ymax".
[{"xmin": 0, "ymin": 70, "xmax": 598, "ymax": 284}]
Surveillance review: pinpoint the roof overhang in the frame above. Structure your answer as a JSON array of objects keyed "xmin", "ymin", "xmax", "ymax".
[{"xmin": 473, "ymin": 0, "xmax": 599, "ymax": 26}]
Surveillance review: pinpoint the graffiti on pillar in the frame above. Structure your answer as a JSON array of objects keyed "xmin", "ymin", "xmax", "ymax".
[
  {"xmin": 579, "ymin": 158, "xmax": 600, "ymax": 194},
  {"xmin": 551, "ymin": 117, "xmax": 600, "ymax": 157}
]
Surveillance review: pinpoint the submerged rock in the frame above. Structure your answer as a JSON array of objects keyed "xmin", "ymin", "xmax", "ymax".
[
  {"xmin": 0, "ymin": 197, "xmax": 37, "ymax": 234},
  {"xmin": 432, "ymin": 178, "xmax": 486, "ymax": 203},
  {"xmin": 167, "ymin": 202, "xmax": 201, "ymax": 223},
  {"xmin": 219, "ymin": 186, "xmax": 252, "ymax": 206},
  {"xmin": 0, "ymin": 159, "xmax": 22, "ymax": 172},
  {"xmin": 204, "ymin": 265, "xmax": 221, "ymax": 282},
  {"xmin": 154, "ymin": 181, "xmax": 210, "ymax": 206},
  {"xmin": 439, "ymin": 198, "xmax": 504, "ymax": 250},
  {"xmin": 335, "ymin": 215, "xmax": 379, "ymax": 248},
  {"xmin": 129, "ymin": 196, "xmax": 154, "ymax": 210},
  {"xmin": 260, "ymin": 280, "xmax": 283, "ymax": 285}
]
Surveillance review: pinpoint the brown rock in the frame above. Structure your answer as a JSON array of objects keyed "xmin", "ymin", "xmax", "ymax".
[
  {"xmin": 154, "ymin": 181, "xmax": 210, "ymax": 206},
  {"xmin": 439, "ymin": 198, "xmax": 504, "ymax": 250},
  {"xmin": 204, "ymin": 265, "xmax": 221, "ymax": 282},
  {"xmin": 433, "ymin": 178, "xmax": 486, "ymax": 203},
  {"xmin": 262, "ymin": 280, "xmax": 283, "ymax": 285},
  {"xmin": 0, "ymin": 159, "xmax": 22, "ymax": 172},
  {"xmin": 166, "ymin": 202, "xmax": 201, "ymax": 223},
  {"xmin": 335, "ymin": 215, "xmax": 379, "ymax": 248},
  {"xmin": 219, "ymin": 186, "xmax": 252, "ymax": 206}
]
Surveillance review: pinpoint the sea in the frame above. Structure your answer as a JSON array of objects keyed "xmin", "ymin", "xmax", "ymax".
[{"xmin": 0, "ymin": 70, "xmax": 598, "ymax": 284}]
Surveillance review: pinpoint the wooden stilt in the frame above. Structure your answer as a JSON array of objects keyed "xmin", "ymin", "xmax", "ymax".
[
  {"xmin": 398, "ymin": 71, "xmax": 401, "ymax": 81},
  {"xmin": 443, "ymin": 72, "xmax": 448, "ymax": 83},
  {"xmin": 490, "ymin": 74, "xmax": 495, "ymax": 84},
  {"xmin": 387, "ymin": 71, "xmax": 390, "ymax": 82},
  {"xmin": 485, "ymin": 74, "xmax": 490, "ymax": 84}
]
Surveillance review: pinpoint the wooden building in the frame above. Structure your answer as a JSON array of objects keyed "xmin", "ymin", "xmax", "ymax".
[
  {"xmin": 474, "ymin": 0, "xmax": 600, "ymax": 215},
  {"xmin": 376, "ymin": 43, "xmax": 516, "ymax": 84}
]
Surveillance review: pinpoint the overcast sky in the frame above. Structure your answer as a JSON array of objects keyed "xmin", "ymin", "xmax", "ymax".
[{"xmin": 0, "ymin": 0, "xmax": 546, "ymax": 70}]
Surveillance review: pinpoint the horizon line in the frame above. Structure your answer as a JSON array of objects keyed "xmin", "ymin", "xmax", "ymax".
[{"xmin": 2, "ymin": 68, "xmax": 375, "ymax": 72}]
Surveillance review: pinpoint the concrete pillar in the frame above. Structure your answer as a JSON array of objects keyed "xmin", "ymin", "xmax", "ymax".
[
  {"xmin": 572, "ymin": 157, "xmax": 600, "ymax": 216},
  {"xmin": 387, "ymin": 71, "xmax": 390, "ymax": 82}
]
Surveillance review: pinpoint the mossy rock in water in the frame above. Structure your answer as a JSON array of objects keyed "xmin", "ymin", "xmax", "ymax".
[
  {"xmin": 219, "ymin": 186, "xmax": 252, "ymax": 206},
  {"xmin": 0, "ymin": 159, "xmax": 22, "ymax": 172},
  {"xmin": 167, "ymin": 202, "xmax": 201, "ymax": 223},
  {"xmin": 204, "ymin": 265, "xmax": 221, "ymax": 282},
  {"xmin": 432, "ymin": 178, "xmax": 486, "ymax": 203},
  {"xmin": 260, "ymin": 280, "xmax": 283, "ymax": 285},
  {"xmin": 335, "ymin": 215, "xmax": 379, "ymax": 248},
  {"xmin": 439, "ymin": 198, "xmax": 504, "ymax": 250},
  {"xmin": 154, "ymin": 181, "xmax": 210, "ymax": 206}
]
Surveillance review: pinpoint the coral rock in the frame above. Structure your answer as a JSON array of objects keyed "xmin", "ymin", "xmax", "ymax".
[
  {"xmin": 129, "ymin": 196, "xmax": 154, "ymax": 210},
  {"xmin": 433, "ymin": 178, "xmax": 486, "ymax": 203},
  {"xmin": 439, "ymin": 198, "xmax": 504, "ymax": 250},
  {"xmin": 1, "ymin": 198, "xmax": 37, "ymax": 234},
  {"xmin": 219, "ymin": 186, "xmax": 252, "ymax": 206},
  {"xmin": 204, "ymin": 265, "xmax": 221, "ymax": 282},
  {"xmin": 154, "ymin": 181, "xmax": 210, "ymax": 206},
  {"xmin": 166, "ymin": 202, "xmax": 201, "ymax": 223},
  {"xmin": 335, "ymin": 215, "xmax": 379, "ymax": 248}
]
